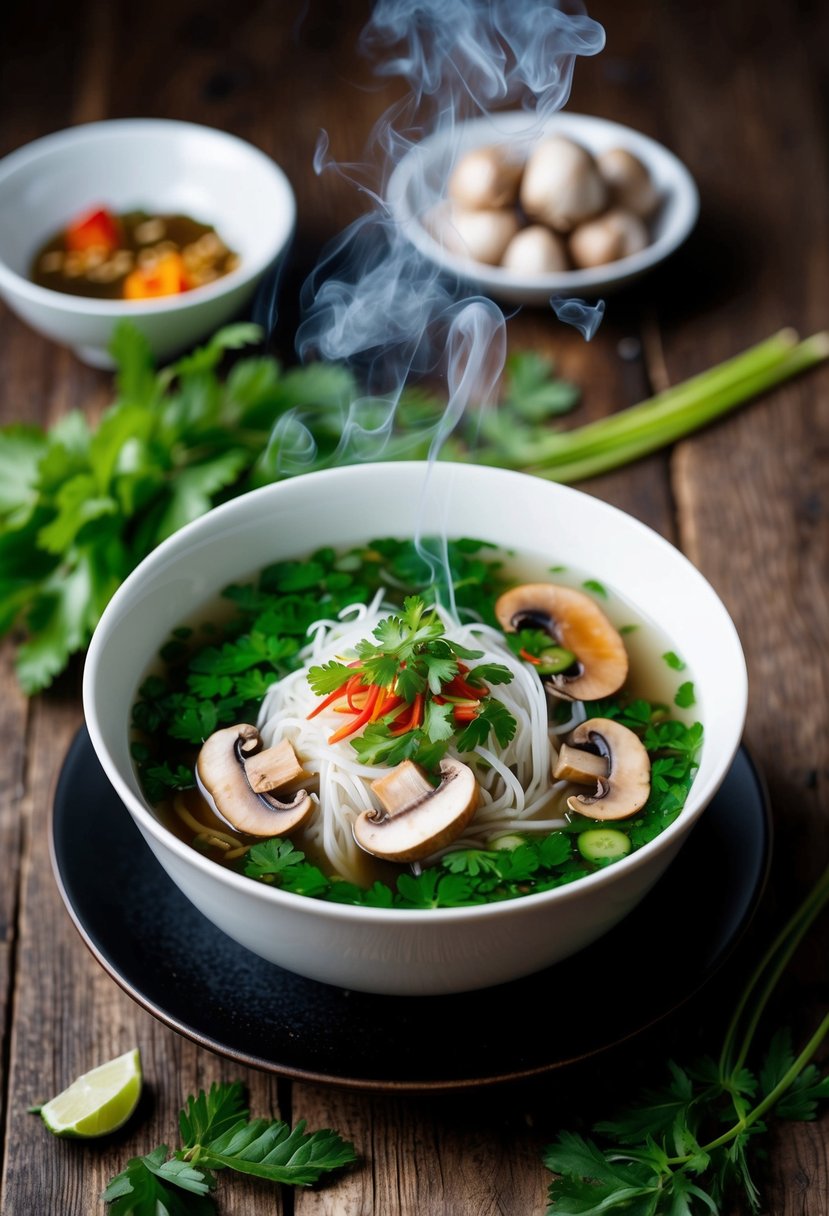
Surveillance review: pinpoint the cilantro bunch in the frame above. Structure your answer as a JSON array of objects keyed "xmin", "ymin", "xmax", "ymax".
[
  {"xmin": 543, "ymin": 863, "xmax": 829, "ymax": 1215},
  {"xmin": 306, "ymin": 594, "xmax": 515, "ymax": 769},
  {"xmin": 103, "ymin": 1080, "xmax": 355, "ymax": 1213},
  {"xmin": 0, "ymin": 323, "xmax": 578, "ymax": 694}
]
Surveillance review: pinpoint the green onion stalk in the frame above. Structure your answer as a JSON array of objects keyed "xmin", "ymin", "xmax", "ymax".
[{"xmin": 488, "ymin": 329, "xmax": 829, "ymax": 482}]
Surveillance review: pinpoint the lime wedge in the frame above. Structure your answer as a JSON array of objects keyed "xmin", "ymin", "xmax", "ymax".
[{"xmin": 39, "ymin": 1048, "xmax": 142, "ymax": 1138}]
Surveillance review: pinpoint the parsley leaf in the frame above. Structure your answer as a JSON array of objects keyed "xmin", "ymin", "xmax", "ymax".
[{"xmin": 103, "ymin": 1083, "xmax": 357, "ymax": 1214}]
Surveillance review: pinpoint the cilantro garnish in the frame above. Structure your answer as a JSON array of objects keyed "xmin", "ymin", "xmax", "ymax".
[
  {"xmin": 306, "ymin": 595, "xmax": 517, "ymax": 764},
  {"xmin": 102, "ymin": 1080, "xmax": 356, "ymax": 1214}
]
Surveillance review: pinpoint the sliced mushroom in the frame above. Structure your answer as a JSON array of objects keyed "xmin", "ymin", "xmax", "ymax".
[
  {"xmin": 556, "ymin": 717, "xmax": 650, "ymax": 820},
  {"xmin": 495, "ymin": 582, "xmax": 628, "ymax": 701},
  {"xmin": 196, "ymin": 724, "xmax": 313, "ymax": 837},
  {"xmin": 353, "ymin": 757, "xmax": 479, "ymax": 863}
]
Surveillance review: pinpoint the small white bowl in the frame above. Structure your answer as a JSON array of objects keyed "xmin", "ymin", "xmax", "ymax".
[
  {"xmin": 0, "ymin": 119, "xmax": 295, "ymax": 367},
  {"xmin": 387, "ymin": 112, "xmax": 699, "ymax": 305},
  {"xmin": 82, "ymin": 463, "xmax": 746, "ymax": 996}
]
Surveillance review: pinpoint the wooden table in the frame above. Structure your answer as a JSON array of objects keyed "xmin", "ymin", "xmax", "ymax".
[{"xmin": 1, "ymin": 1, "xmax": 827, "ymax": 1212}]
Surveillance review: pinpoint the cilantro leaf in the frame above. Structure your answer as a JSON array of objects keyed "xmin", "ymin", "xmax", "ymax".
[{"xmin": 103, "ymin": 1147, "xmax": 214, "ymax": 1215}]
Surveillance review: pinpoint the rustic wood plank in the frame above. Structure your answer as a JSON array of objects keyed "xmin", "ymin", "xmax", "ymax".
[{"xmin": 635, "ymin": 1, "xmax": 829, "ymax": 1213}]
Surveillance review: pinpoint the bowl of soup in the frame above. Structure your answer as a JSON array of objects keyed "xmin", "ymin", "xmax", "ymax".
[
  {"xmin": 0, "ymin": 119, "xmax": 295, "ymax": 366},
  {"xmin": 82, "ymin": 462, "xmax": 747, "ymax": 995}
]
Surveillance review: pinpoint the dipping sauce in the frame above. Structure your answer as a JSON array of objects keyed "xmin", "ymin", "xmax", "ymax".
[{"xmin": 30, "ymin": 205, "xmax": 240, "ymax": 300}]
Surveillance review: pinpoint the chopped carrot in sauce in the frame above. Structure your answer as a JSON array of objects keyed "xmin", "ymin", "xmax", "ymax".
[{"xmin": 123, "ymin": 251, "xmax": 189, "ymax": 300}]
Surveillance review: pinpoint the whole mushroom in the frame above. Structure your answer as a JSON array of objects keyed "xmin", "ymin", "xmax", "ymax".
[
  {"xmin": 520, "ymin": 136, "xmax": 608, "ymax": 234},
  {"xmin": 448, "ymin": 145, "xmax": 524, "ymax": 211},
  {"xmin": 501, "ymin": 225, "xmax": 569, "ymax": 275},
  {"xmin": 597, "ymin": 147, "xmax": 661, "ymax": 219},
  {"xmin": 444, "ymin": 206, "xmax": 520, "ymax": 266},
  {"xmin": 569, "ymin": 208, "xmax": 649, "ymax": 269}
]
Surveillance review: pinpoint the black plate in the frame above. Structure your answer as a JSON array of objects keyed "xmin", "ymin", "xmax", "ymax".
[{"xmin": 51, "ymin": 729, "xmax": 770, "ymax": 1092}]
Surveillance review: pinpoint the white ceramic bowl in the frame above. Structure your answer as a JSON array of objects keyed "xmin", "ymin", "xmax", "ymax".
[
  {"xmin": 0, "ymin": 119, "xmax": 295, "ymax": 367},
  {"xmin": 387, "ymin": 112, "xmax": 699, "ymax": 305},
  {"xmin": 82, "ymin": 462, "xmax": 746, "ymax": 995}
]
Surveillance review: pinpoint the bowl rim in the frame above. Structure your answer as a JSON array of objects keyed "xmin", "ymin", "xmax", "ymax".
[
  {"xmin": 82, "ymin": 462, "xmax": 747, "ymax": 926},
  {"xmin": 386, "ymin": 110, "xmax": 700, "ymax": 298},
  {"xmin": 0, "ymin": 117, "xmax": 296, "ymax": 316}
]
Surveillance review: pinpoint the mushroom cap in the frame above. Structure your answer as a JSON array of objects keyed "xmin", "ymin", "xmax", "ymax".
[
  {"xmin": 448, "ymin": 145, "xmax": 524, "ymax": 211},
  {"xmin": 563, "ymin": 717, "xmax": 651, "ymax": 821},
  {"xmin": 501, "ymin": 224, "xmax": 570, "ymax": 275},
  {"xmin": 520, "ymin": 136, "xmax": 608, "ymax": 233},
  {"xmin": 495, "ymin": 582, "xmax": 628, "ymax": 701},
  {"xmin": 444, "ymin": 205, "xmax": 521, "ymax": 266},
  {"xmin": 353, "ymin": 757, "xmax": 479, "ymax": 863},
  {"xmin": 196, "ymin": 723, "xmax": 314, "ymax": 837},
  {"xmin": 569, "ymin": 207, "xmax": 650, "ymax": 269},
  {"xmin": 597, "ymin": 147, "xmax": 661, "ymax": 219}
]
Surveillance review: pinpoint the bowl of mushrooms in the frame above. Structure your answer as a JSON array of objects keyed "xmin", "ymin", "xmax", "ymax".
[
  {"xmin": 83, "ymin": 462, "xmax": 746, "ymax": 996},
  {"xmin": 387, "ymin": 112, "xmax": 699, "ymax": 305}
]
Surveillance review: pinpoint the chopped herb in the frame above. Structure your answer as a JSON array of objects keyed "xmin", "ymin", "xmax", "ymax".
[
  {"xmin": 663, "ymin": 650, "xmax": 687, "ymax": 671},
  {"xmin": 582, "ymin": 579, "xmax": 607, "ymax": 598},
  {"xmin": 675, "ymin": 680, "xmax": 696, "ymax": 708}
]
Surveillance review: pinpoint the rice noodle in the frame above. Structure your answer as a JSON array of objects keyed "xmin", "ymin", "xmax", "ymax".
[{"xmin": 258, "ymin": 599, "xmax": 575, "ymax": 883}]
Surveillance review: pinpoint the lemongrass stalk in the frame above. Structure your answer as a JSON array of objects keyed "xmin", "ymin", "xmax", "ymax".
[
  {"xmin": 527, "ymin": 333, "xmax": 829, "ymax": 483},
  {"xmin": 526, "ymin": 328, "xmax": 802, "ymax": 466}
]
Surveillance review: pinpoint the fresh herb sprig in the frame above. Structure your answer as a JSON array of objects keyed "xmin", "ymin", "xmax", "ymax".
[
  {"xmin": 306, "ymin": 594, "xmax": 515, "ymax": 768},
  {"xmin": 103, "ymin": 1080, "xmax": 356, "ymax": 1214},
  {"xmin": 543, "ymin": 864, "xmax": 829, "ymax": 1215}
]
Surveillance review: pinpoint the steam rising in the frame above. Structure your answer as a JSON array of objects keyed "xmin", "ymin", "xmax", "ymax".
[{"xmin": 284, "ymin": 1, "xmax": 606, "ymax": 475}]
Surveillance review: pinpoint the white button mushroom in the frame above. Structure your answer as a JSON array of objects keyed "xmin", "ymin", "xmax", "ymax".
[
  {"xmin": 443, "ymin": 205, "xmax": 521, "ymax": 266},
  {"xmin": 597, "ymin": 147, "xmax": 661, "ymax": 219},
  {"xmin": 448, "ymin": 145, "xmax": 524, "ymax": 211},
  {"xmin": 501, "ymin": 225, "xmax": 570, "ymax": 275},
  {"xmin": 520, "ymin": 136, "xmax": 608, "ymax": 233},
  {"xmin": 569, "ymin": 208, "xmax": 649, "ymax": 269}
]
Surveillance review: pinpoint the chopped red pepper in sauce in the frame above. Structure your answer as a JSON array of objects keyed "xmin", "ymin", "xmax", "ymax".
[{"xmin": 31, "ymin": 205, "xmax": 239, "ymax": 300}]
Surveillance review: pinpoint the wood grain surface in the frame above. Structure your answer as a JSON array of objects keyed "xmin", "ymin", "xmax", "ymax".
[{"xmin": 1, "ymin": 1, "xmax": 827, "ymax": 1213}]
